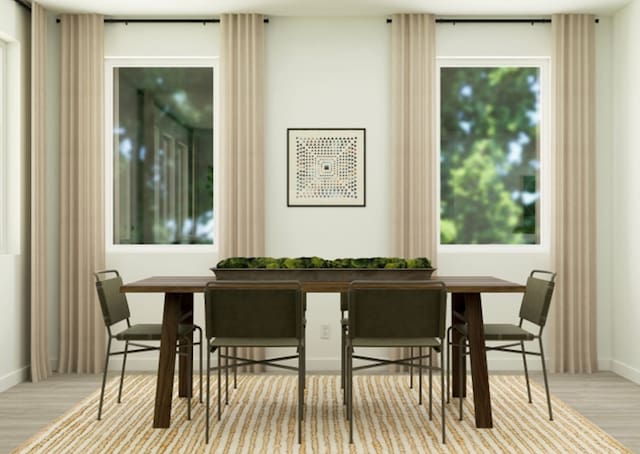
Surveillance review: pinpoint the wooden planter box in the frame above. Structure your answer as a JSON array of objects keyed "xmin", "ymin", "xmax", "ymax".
[{"xmin": 211, "ymin": 268, "xmax": 436, "ymax": 282}]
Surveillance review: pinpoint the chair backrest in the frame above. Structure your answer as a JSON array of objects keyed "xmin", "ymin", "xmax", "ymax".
[
  {"xmin": 348, "ymin": 281, "xmax": 447, "ymax": 340},
  {"xmin": 204, "ymin": 281, "xmax": 303, "ymax": 341},
  {"xmin": 519, "ymin": 270, "xmax": 556, "ymax": 327},
  {"xmin": 94, "ymin": 270, "xmax": 131, "ymax": 327}
]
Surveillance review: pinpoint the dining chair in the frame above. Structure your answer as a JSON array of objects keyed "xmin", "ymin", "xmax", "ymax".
[
  {"xmin": 204, "ymin": 280, "xmax": 305, "ymax": 444},
  {"xmin": 345, "ymin": 280, "xmax": 448, "ymax": 444},
  {"xmin": 447, "ymin": 270, "xmax": 556, "ymax": 420},
  {"xmin": 94, "ymin": 269, "xmax": 203, "ymax": 420}
]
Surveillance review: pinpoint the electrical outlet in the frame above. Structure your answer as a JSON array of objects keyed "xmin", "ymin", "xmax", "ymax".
[{"xmin": 320, "ymin": 324, "xmax": 330, "ymax": 340}]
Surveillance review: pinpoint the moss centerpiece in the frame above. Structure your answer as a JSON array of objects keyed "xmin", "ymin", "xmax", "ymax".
[{"xmin": 211, "ymin": 256, "xmax": 435, "ymax": 281}]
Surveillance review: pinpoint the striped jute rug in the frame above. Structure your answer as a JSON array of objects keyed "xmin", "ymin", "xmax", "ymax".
[{"xmin": 14, "ymin": 374, "xmax": 629, "ymax": 453}]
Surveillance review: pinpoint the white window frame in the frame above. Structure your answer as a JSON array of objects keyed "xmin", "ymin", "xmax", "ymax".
[
  {"xmin": 437, "ymin": 57, "xmax": 551, "ymax": 253},
  {"xmin": 104, "ymin": 57, "xmax": 219, "ymax": 253},
  {"xmin": 0, "ymin": 41, "xmax": 6, "ymax": 253}
]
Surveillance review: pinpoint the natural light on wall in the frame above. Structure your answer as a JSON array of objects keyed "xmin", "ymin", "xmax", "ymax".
[
  {"xmin": 109, "ymin": 63, "xmax": 215, "ymax": 245},
  {"xmin": 439, "ymin": 60, "xmax": 548, "ymax": 246},
  {"xmin": 0, "ymin": 41, "xmax": 5, "ymax": 252}
]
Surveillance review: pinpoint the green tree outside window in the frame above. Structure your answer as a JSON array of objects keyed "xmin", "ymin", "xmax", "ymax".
[{"xmin": 440, "ymin": 66, "xmax": 540, "ymax": 245}]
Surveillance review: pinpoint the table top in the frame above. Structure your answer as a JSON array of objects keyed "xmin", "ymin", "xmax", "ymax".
[{"xmin": 121, "ymin": 275, "xmax": 525, "ymax": 294}]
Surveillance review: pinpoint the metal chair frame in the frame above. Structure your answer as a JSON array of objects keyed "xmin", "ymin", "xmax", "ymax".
[
  {"xmin": 446, "ymin": 270, "xmax": 556, "ymax": 421},
  {"xmin": 345, "ymin": 280, "xmax": 447, "ymax": 444},
  {"xmin": 204, "ymin": 281, "xmax": 305, "ymax": 445},
  {"xmin": 94, "ymin": 270, "xmax": 203, "ymax": 421}
]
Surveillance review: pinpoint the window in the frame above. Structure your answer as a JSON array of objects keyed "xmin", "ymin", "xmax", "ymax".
[
  {"xmin": 439, "ymin": 60, "xmax": 548, "ymax": 246},
  {"xmin": 107, "ymin": 61, "xmax": 216, "ymax": 246}
]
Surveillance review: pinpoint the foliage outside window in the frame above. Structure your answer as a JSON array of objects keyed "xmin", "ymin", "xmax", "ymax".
[
  {"xmin": 112, "ymin": 66, "xmax": 214, "ymax": 245},
  {"xmin": 440, "ymin": 65, "xmax": 542, "ymax": 245}
]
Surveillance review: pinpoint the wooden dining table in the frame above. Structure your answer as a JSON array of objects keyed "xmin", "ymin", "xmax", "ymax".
[{"xmin": 121, "ymin": 275, "xmax": 525, "ymax": 429}]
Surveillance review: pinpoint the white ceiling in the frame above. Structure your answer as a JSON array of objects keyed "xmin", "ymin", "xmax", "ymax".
[{"xmin": 35, "ymin": 0, "xmax": 633, "ymax": 17}]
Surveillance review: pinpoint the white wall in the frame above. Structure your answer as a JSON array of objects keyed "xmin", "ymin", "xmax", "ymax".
[
  {"xmin": 0, "ymin": 0, "xmax": 30, "ymax": 391},
  {"xmin": 3, "ymin": 14, "xmax": 612, "ymax": 379},
  {"xmin": 96, "ymin": 17, "xmax": 616, "ymax": 373},
  {"xmin": 611, "ymin": 2, "xmax": 640, "ymax": 383},
  {"xmin": 265, "ymin": 17, "xmax": 391, "ymax": 369},
  {"xmin": 436, "ymin": 23, "xmax": 554, "ymax": 370},
  {"xmin": 103, "ymin": 23, "xmax": 221, "ymax": 370}
]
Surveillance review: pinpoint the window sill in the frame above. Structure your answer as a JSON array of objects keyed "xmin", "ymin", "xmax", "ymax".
[
  {"xmin": 106, "ymin": 244, "xmax": 217, "ymax": 254},
  {"xmin": 438, "ymin": 244, "xmax": 549, "ymax": 254}
]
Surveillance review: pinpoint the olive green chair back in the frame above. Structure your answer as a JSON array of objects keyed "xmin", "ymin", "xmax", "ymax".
[
  {"xmin": 348, "ymin": 281, "xmax": 447, "ymax": 339},
  {"xmin": 94, "ymin": 270, "xmax": 131, "ymax": 327},
  {"xmin": 204, "ymin": 281, "xmax": 303, "ymax": 341},
  {"xmin": 518, "ymin": 270, "xmax": 556, "ymax": 328}
]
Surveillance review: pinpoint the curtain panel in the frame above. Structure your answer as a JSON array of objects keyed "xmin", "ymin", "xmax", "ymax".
[
  {"xmin": 58, "ymin": 14, "xmax": 106, "ymax": 373},
  {"xmin": 551, "ymin": 14, "xmax": 597, "ymax": 373},
  {"xmin": 30, "ymin": 1, "xmax": 51, "ymax": 382},
  {"xmin": 390, "ymin": 13, "xmax": 438, "ymax": 369},
  {"xmin": 219, "ymin": 14, "xmax": 266, "ymax": 371}
]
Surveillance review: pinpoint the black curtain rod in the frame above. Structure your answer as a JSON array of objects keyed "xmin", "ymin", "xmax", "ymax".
[
  {"xmin": 386, "ymin": 17, "xmax": 599, "ymax": 24},
  {"xmin": 56, "ymin": 17, "xmax": 269, "ymax": 24},
  {"xmin": 13, "ymin": 0, "xmax": 31, "ymax": 12}
]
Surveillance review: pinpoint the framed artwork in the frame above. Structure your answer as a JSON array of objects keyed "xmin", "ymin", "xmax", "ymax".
[{"xmin": 287, "ymin": 128, "xmax": 366, "ymax": 207}]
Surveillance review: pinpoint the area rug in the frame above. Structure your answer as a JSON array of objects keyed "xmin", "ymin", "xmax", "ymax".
[{"xmin": 13, "ymin": 374, "xmax": 630, "ymax": 453}]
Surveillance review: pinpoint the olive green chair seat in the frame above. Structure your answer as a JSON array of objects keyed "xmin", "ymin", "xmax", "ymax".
[
  {"xmin": 94, "ymin": 270, "xmax": 203, "ymax": 421},
  {"xmin": 210, "ymin": 337, "xmax": 300, "ymax": 347},
  {"xmin": 204, "ymin": 281, "xmax": 305, "ymax": 445},
  {"xmin": 455, "ymin": 323, "xmax": 536, "ymax": 342},
  {"xmin": 113, "ymin": 323, "xmax": 195, "ymax": 341},
  {"xmin": 447, "ymin": 270, "xmax": 556, "ymax": 422},
  {"xmin": 346, "ymin": 281, "xmax": 448, "ymax": 445},
  {"xmin": 351, "ymin": 337, "xmax": 441, "ymax": 348}
]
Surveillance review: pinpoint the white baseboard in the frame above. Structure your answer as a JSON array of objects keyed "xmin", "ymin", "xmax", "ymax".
[
  {"xmin": 611, "ymin": 360, "xmax": 640, "ymax": 385},
  {"xmin": 0, "ymin": 366, "xmax": 29, "ymax": 392}
]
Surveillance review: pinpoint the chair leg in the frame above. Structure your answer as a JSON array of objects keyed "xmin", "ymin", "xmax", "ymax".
[
  {"xmin": 410, "ymin": 347, "xmax": 414, "ymax": 389},
  {"xmin": 225, "ymin": 347, "xmax": 229, "ymax": 405},
  {"xmin": 198, "ymin": 327, "xmax": 203, "ymax": 404},
  {"xmin": 520, "ymin": 340, "xmax": 532, "ymax": 403},
  {"xmin": 343, "ymin": 339, "xmax": 348, "ymax": 405},
  {"xmin": 429, "ymin": 348, "xmax": 433, "ymax": 420},
  {"xmin": 441, "ymin": 346, "xmax": 446, "ymax": 444},
  {"xmin": 539, "ymin": 338, "xmax": 553, "ymax": 421},
  {"xmin": 206, "ymin": 345, "xmax": 210, "ymax": 444},
  {"xmin": 97, "ymin": 338, "xmax": 112, "ymax": 420},
  {"xmin": 458, "ymin": 337, "xmax": 465, "ymax": 421},
  {"xmin": 298, "ymin": 346, "xmax": 304, "ymax": 444},
  {"xmin": 418, "ymin": 347, "xmax": 423, "ymax": 405},
  {"xmin": 341, "ymin": 322, "xmax": 345, "ymax": 391},
  {"xmin": 187, "ymin": 339, "xmax": 192, "ymax": 421},
  {"xmin": 348, "ymin": 345, "xmax": 353, "ymax": 444},
  {"xmin": 446, "ymin": 327, "xmax": 451, "ymax": 404},
  {"xmin": 233, "ymin": 347, "xmax": 237, "ymax": 390},
  {"xmin": 217, "ymin": 349, "xmax": 222, "ymax": 421},
  {"xmin": 117, "ymin": 340, "xmax": 129, "ymax": 404}
]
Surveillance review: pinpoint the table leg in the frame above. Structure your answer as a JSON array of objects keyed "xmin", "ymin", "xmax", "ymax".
[
  {"xmin": 451, "ymin": 294, "xmax": 467, "ymax": 398},
  {"xmin": 153, "ymin": 293, "xmax": 182, "ymax": 428},
  {"xmin": 465, "ymin": 292, "xmax": 493, "ymax": 428},
  {"xmin": 178, "ymin": 293, "xmax": 194, "ymax": 398}
]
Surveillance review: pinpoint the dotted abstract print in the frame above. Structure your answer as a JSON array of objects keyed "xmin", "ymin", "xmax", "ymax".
[{"xmin": 294, "ymin": 135, "xmax": 359, "ymax": 200}]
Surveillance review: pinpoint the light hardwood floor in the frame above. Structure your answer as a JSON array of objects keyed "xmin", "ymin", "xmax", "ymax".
[{"xmin": 0, "ymin": 372, "xmax": 638, "ymax": 453}]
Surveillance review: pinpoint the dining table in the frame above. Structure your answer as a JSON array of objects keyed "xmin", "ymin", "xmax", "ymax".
[{"xmin": 120, "ymin": 275, "xmax": 525, "ymax": 429}]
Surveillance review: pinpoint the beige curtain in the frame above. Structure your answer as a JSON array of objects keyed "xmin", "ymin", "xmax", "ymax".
[
  {"xmin": 551, "ymin": 14, "xmax": 597, "ymax": 373},
  {"xmin": 30, "ymin": 1, "xmax": 51, "ymax": 382},
  {"xmin": 58, "ymin": 14, "xmax": 106, "ymax": 373},
  {"xmin": 390, "ymin": 14, "xmax": 438, "ymax": 369},
  {"xmin": 219, "ymin": 14, "xmax": 265, "ymax": 372}
]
